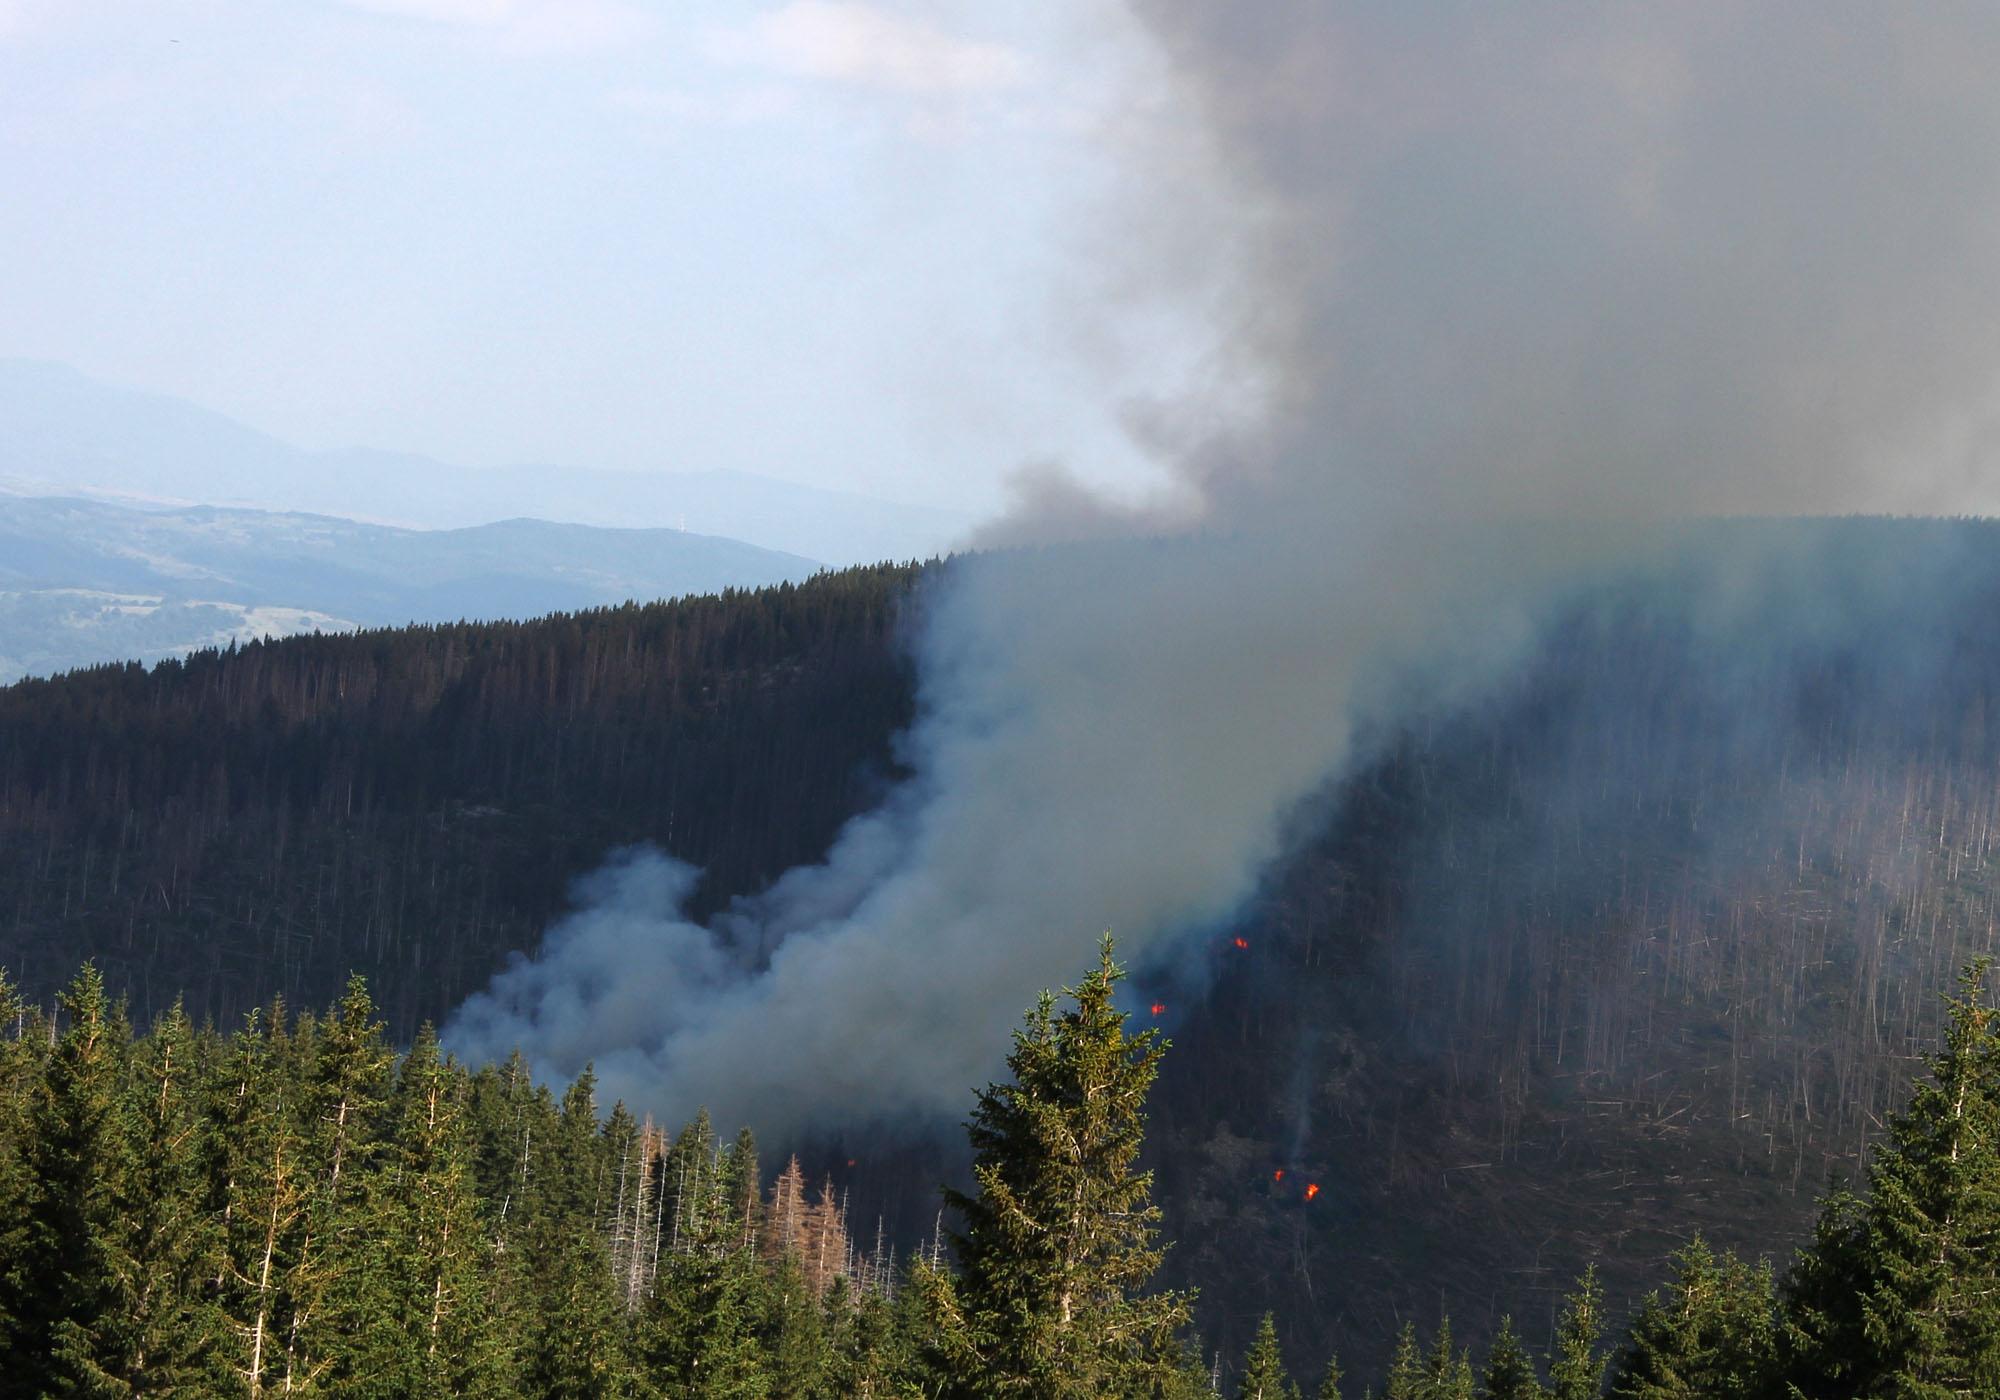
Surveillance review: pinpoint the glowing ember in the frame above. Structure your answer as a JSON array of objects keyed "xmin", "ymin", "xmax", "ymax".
[
  {"xmin": 1304, "ymin": 1183, "xmax": 1321, "ymax": 1201},
  {"xmin": 1272, "ymin": 1169, "xmax": 1285, "ymax": 1182},
  {"xmin": 1150, "ymin": 1002, "xmax": 1167, "ymax": 1017},
  {"xmin": 1233, "ymin": 936, "xmax": 1250, "ymax": 950}
]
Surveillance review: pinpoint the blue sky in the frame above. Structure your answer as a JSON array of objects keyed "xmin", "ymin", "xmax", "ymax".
[{"xmin": 0, "ymin": 1, "xmax": 1193, "ymax": 515}]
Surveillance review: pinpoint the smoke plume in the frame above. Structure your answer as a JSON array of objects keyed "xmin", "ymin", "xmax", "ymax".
[{"xmin": 445, "ymin": 2, "xmax": 2000, "ymax": 1132}]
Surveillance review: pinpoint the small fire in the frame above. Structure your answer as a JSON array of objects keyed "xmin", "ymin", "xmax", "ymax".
[
  {"xmin": 1232, "ymin": 936, "xmax": 1250, "ymax": 950},
  {"xmin": 1304, "ymin": 1183, "xmax": 1321, "ymax": 1202},
  {"xmin": 1272, "ymin": 1169, "xmax": 1285, "ymax": 1183},
  {"xmin": 1150, "ymin": 1002, "xmax": 1167, "ymax": 1017}
]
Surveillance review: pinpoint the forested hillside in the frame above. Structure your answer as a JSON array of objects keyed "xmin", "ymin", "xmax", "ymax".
[
  {"xmin": 0, "ymin": 562, "xmax": 922, "ymax": 1036},
  {"xmin": 12, "ymin": 522, "xmax": 2000, "ymax": 1380},
  {"xmin": 11, "ymin": 944, "xmax": 2000, "ymax": 1398}
]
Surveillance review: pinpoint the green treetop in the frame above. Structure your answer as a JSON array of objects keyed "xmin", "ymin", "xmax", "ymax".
[
  {"xmin": 1237, "ymin": 1312, "xmax": 1301, "ymax": 1400},
  {"xmin": 945, "ymin": 936, "xmax": 1193, "ymax": 1398}
]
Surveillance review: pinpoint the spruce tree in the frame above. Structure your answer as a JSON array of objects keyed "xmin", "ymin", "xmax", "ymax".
[
  {"xmin": 1314, "ymin": 1352, "xmax": 1345, "ymax": 1400},
  {"xmin": 1479, "ymin": 1316, "xmax": 1541, "ymax": 1400},
  {"xmin": 0, "ymin": 969, "xmax": 32, "ymax": 1375},
  {"xmin": 206, "ymin": 1005, "xmax": 315, "ymax": 1399},
  {"xmin": 636, "ymin": 1246, "xmax": 769, "ymax": 1399},
  {"xmin": 945, "ymin": 937, "xmax": 1192, "ymax": 1398},
  {"xmin": 763, "ymin": 1249, "xmax": 830, "ymax": 1398},
  {"xmin": 1547, "ymin": 1267, "xmax": 1606, "ymax": 1400},
  {"xmin": 833, "ymin": 1284, "xmax": 909, "ymax": 1400},
  {"xmin": 719, "ymin": 1127, "xmax": 761, "ymax": 1251},
  {"xmin": 352, "ymin": 1026, "xmax": 506, "ymax": 1399},
  {"xmin": 1857, "ymin": 962, "xmax": 2000, "ymax": 1395},
  {"xmin": 1427, "ymin": 1316, "xmax": 1475, "ymax": 1400},
  {"xmin": 1, "ymin": 965, "xmax": 135, "ymax": 1399},
  {"xmin": 294, "ymin": 976, "xmax": 397, "ymax": 1392},
  {"xmin": 115, "ymin": 1001, "xmax": 225, "ymax": 1393},
  {"xmin": 1774, "ymin": 1186, "xmax": 1871, "ymax": 1398},
  {"xmin": 1384, "ymin": 1321, "xmax": 1426, "ymax": 1400},
  {"xmin": 1237, "ymin": 1312, "xmax": 1301, "ymax": 1400},
  {"xmin": 1605, "ymin": 1237, "xmax": 1775, "ymax": 1399},
  {"xmin": 521, "ymin": 1068, "xmax": 634, "ymax": 1400}
]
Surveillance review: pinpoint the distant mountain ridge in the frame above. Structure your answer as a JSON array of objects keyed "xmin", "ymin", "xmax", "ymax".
[
  {"xmin": 0, "ymin": 490, "xmax": 821, "ymax": 683},
  {"xmin": 0, "ymin": 358, "xmax": 974, "ymax": 564}
]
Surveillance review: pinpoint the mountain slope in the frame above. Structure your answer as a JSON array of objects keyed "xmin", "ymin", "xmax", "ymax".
[{"xmin": 0, "ymin": 359, "xmax": 971, "ymax": 563}]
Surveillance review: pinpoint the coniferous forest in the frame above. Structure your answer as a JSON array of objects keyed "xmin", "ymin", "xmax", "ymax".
[
  {"xmin": 14, "ymin": 522, "xmax": 2000, "ymax": 1382},
  {"xmin": 10, "ymin": 943, "xmax": 2000, "ymax": 1397}
]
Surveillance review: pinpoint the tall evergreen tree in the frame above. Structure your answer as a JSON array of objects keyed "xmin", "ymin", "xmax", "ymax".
[
  {"xmin": 719, "ymin": 1127, "xmax": 761, "ymax": 1252},
  {"xmin": 1313, "ymin": 1351, "xmax": 1345, "ymax": 1400},
  {"xmin": 1427, "ymin": 1317, "xmax": 1475, "ymax": 1400},
  {"xmin": 291, "ymin": 976, "xmax": 396, "ymax": 1392},
  {"xmin": 1605, "ymin": 1237, "xmax": 1775, "ymax": 1399},
  {"xmin": 349, "ymin": 1027, "xmax": 507, "ymax": 1399},
  {"xmin": 763, "ymin": 1250, "xmax": 830, "ymax": 1399},
  {"xmin": 1774, "ymin": 1186, "xmax": 1871, "ymax": 1398},
  {"xmin": 0, "ymin": 969, "xmax": 43, "ymax": 1383},
  {"xmin": 1547, "ymin": 1267, "xmax": 1607, "ymax": 1400},
  {"xmin": 944, "ymin": 937, "xmax": 1192, "ymax": 1398},
  {"xmin": 831, "ymin": 1283, "xmax": 910, "ymax": 1400},
  {"xmin": 521, "ymin": 1069, "xmax": 634, "ymax": 1400},
  {"xmin": 1479, "ymin": 1317, "xmax": 1541, "ymax": 1400},
  {"xmin": 1237, "ymin": 1312, "xmax": 1301, "ymax": 1400},
  {"xmin": 1857, "ymin": 962, "xmax": 2000, "ymax": 1395},
  {"xmin": 637, "ymin": 1248, "xmax": 769, "ymax": 1399},
  {"xmin": 1384, "ymin": 1321, "xmax": 1426, "ymax": 1400},
  {"xmin": 114, "ymin": 1001, "xmax": 225, "ymax": 1393},
  {"xmin": 1, "ymin": 965, "xmax": 135, "ymax": 1399},
  {"xmin": 206, "ymin": 1006, "xmax": 316, "ymax": 1398}
]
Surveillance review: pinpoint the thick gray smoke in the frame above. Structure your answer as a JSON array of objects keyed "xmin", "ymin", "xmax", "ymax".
[{"xmin": 445, "ymin": 2, "xmax": 2000, "ymax": 1132}]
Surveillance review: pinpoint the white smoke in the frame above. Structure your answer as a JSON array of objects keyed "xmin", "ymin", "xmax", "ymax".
[{"xmin": 445, "ymin": 2, "xmax": 2000, "ymax": 1131}]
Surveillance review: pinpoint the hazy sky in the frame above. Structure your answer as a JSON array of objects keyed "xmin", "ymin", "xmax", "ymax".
[{"xmin": 0, "ymin": 1, "xmax": 1193, "ymax": 514}]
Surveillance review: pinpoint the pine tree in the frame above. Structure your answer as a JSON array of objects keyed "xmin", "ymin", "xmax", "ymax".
[
  {"xmin": 1314, "ymin": 1351, "xmax": 1345, "ymax": 1400},
  {"xmin": 1479, "ymin": 1316, "xmax": 1541, "ymax": 1400},
  {"xmin": 1237, "ymin": 1312, "xmax": 1301, "ymax": 1400},
  {"xmin": 0, "ymin": 965, "xmax": 135, "ymax": 1399},
  {"xmin": 1605, "ymin": 1237, "xmax": 1775, "ymax": 1399},
  {"xmin": 1547, "ymin": 1266, "xmax": 1607, "ymax": 1400},
  {"xmin": 945, "ymin": 937, "xmax": 1193, "ymax": 1398}
]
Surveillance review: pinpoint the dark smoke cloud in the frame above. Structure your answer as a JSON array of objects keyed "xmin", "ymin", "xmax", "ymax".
[{"xmin": 445, "ymin": 3, "xmax": 2000, "ymax": 1133}]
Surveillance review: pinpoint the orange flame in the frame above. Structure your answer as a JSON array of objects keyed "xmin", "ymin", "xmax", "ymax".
[
  {"xmin": 1150, "ymin": 1002, "xmax": 1167, "ymax": 1017},
  {"xmin": 1304, "ymin": 1183, "xmax": 1321, "ymax": 1201},
  {"xmin": 1233, "ymin": 936, "xmax": 1250, "ymax": 950},
  {"xmin": 1272, "ymin": 1169, "xmax": 1285, "ymax": 1183}
]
